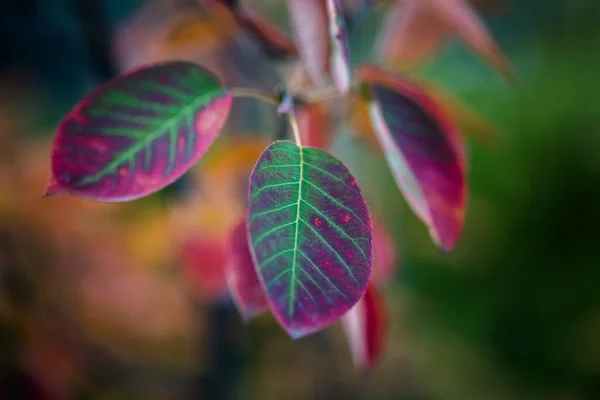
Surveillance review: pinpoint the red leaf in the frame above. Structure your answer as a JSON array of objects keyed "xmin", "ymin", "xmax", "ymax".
[
  {"xmin": 371, "ymin": 219, "xmax": 398, "ymax": 286},
  {"xmin": 342, "ymin": 283, "xmax": 388, "ymax": 372},
  {"xmin": 297, "ymin": 102, "xmax": 332, "ymax": 150},
  {"xmin": 225, "ymin": 217, "xmax": 268, "ymax": 321},
  {"xmin": 179, "ymin": 236, "xmax": 228, "ymax": 302}
]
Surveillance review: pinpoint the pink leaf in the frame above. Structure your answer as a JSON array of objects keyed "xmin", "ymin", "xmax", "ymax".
[
  {"xmin": 376, "ymin": 0, "xmax": 448, "ymax": 71},
  {"xmin": 326, "ymin": 0, "xmax": 352, "ymax": 93},
  {"xmin": 179, "ymin": 236, "xmax": 229, "ymax": 302},
  {"xmin": 286, "ymin": 0, "xmax": 352, "ymax": 91},
  {"xmin": 429, "ymin": 0, "xmax": 514, "ymax": 79},
  {"xmin": 286, "ymin": 0, "xmax": 330, "ymax": 86},
  {"xmin": 376, "ymin": 0, "xmax": 514, "ymax": 79},
  {"xmin": 225, "ymin": 217, "xmax": 268, "ymax": 321},
  {"xmin": 342, "ymin": 283, "xmax": 388, "ymax": 372}
]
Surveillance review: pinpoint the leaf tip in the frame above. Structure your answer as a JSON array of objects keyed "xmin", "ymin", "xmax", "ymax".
[
  {"xmin": 240, "ymin": 309, "xmax": 264, "ymax": 323},
  {"xmin": 43, "ymin": 179, "xmax": 67, "ymax": 198},
  {"xmin": 288, "ymin": 329, "xmax": 306, "ymax": 340},
  {"xmin": 431, "ymin": 228, "xmax": 458, "ymax": 254}
]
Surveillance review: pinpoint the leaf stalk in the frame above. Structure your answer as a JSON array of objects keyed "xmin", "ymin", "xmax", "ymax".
[{"xmin": 231, "ymin": 88, "xmax": 280, "ymax": 105}]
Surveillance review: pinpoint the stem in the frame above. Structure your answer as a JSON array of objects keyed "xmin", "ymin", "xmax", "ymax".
[
  {"xmin": 231, "ymin": 87, "xmax": 279, "ymax": 106},
  {"xmin": 194, "ymin": 302, "xmax": 244, "ymax": 400},
  {"xmin": 288, "ymin": 112, "xmax": 303, "ymax": 146}
]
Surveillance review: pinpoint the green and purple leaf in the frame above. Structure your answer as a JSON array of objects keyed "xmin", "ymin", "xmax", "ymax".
[
  {"xmin": 47, "ymin": 61, "xmax": 232, "ymax": 202},
  {"xmin": 247, "ymin": 140, "xmax": 372, "ymax": 339},
  {"xmin": 226, "ymin": 217, "xmax": 268, "ymax": 321},
  {"xmin": 326, "ymin": 0, "xmax": 351, "ymax": 94},
  {"xmin": 358, "ymin": 64, "xmax": 466, "ymax": 252},
  {"xmin": 342, "ymin": 282, "xmax": 388, "ymax": 372}
]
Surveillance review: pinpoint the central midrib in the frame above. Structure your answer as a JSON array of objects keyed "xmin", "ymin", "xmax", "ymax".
[
  {"xmin": 78, "ymin": 89, "xmax": 225, "ymax": 186},
  {"xmin": 288, "ymin": 146, "xmax": 304, "ymax": 317}
]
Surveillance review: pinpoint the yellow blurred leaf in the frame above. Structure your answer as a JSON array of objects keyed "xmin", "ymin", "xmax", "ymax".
[
  {"xmin": 114, "ymin": 7, "xmax": 239, "ymax": 73},
  {"xmin": 170, "ymin": 136, "xmax": 271, "ymax": 243},
  {"xmin": 347, "ymin": 93, "xmax": 381, "ymax": 150},
  {"xmin": 163, "ymin": 8, "xmax": 239, "ymax": 49},
  {"xmin": 168, "ymin": 136, "xmax": 271, "ymax": 301},
  {"xmin": 125, "ymin": 205, "xmax": 173, "ymax": 270}
]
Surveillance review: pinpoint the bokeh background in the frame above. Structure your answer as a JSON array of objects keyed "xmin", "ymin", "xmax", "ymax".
[{"xmin": 1, "ymin": 0, "xmax": 599, "ymax": 399}]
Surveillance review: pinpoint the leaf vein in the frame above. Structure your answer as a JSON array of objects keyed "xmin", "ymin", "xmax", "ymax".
[
  {"xmin": 250, "ymin": 181, "xmax": 299, "ymax": 199},
  {"xmin": 258, "ymin": 163, "xmax": 302, "ymax": 172},
  {"xmin": 252, "ymin": 220, "xmax": 296, "ymax": 247},
  {"xmin": 248, "ymin": 203, "xmax": 296, "ymax": 222},
  {"xmin": 303, "ymin": 179, "xmax": 366, "ymax": 226},
  {"xmin": 300, "ymin": 199, "xmax": 367, "ymax": 262},
  {"xmin": 305, "ymin": 162, "xmax": 360, "ymax": 193},
  {"xmin": 299, "ymin": 217, "xmax": 360, "ymax": 285},
  {"xmin": 298, "ymin": 250, "xmax": 349, "ymax": 300}
]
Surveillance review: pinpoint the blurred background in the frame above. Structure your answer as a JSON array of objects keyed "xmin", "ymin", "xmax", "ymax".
[{"xmin": 1, "ymin": 0, "xmax": 599, "ymax": 399}]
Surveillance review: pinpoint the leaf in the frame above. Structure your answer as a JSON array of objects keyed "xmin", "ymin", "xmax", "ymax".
[
  {"xmin": 206, "ymin": 0, "xmax": 298, "ymax": 60},
  {"xmin": 420, "ymin": 81, "xmax": 501, "ymax": 146},
  {"xmin": 342, "ymin": 282, "xmax": 388, "ymax": 372},
  {"xmin": 297, "ymin": 103, "xmax": 332, "ymax": 149},
  {"xmin": 232, "ymin": 6, "xmax": 299, "ymax": 60},
  {"xmin": 429, "ymin": 0, "xmax": 514, "ymax": 79},
  {"xmin": 179, "ymin": 236, "xmax": 229, "ymax": 302},
  {"xmin": 47, "ymin": 62, "xmax": 232, "ymax": 202},
  {"xmin": 371, "ymin": 219, "xmax": 398, "ymax": 286},
  {"xmin": 326, "ymin": 0, "xmax": 352, "ymax": 93},
  {"xmin": 346, "ymin": 93, "xmax": 381, "ymax": 150},
  {"xmin": 286, "ymin": 0, "xmax": 351, "ymax": 91},
  {"xmin": 348, "ymin": 76, "xmax": 500, "ymax": 149},
  {"xmin": 376, "ymin": 0, "xmax": 514, "ymax": 79},
  {"xmin": 226, "ymin": 217, "xmax": 269, "ymax": 321},
  {"xmin": 113, "ymin": 6, "xmax": 238, "ymax": 73},
  {"xmin": 247, "ymin": 140, "xmax": 373, "ymax": 338},
  {"xmin": 358, "ymin": 64, "xmax": 467, "ymax": 251},
  {"xmin": 376, "ymin": 0, "xmax": 448, "ymax": 72},
  {"xmin": 162, "ymin": 11, "xmax": 238, "ymax": 48},
  {"xmin": 286, "ymin": 0, "xmax": 330, "ymax": 86}
]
